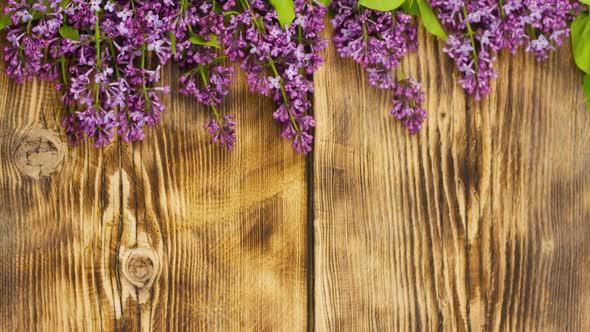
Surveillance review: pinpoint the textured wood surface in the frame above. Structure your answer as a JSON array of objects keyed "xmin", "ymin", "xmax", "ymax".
[
  {"xmin": 314, "ymin": 27, "xmax": 590, "ymax": 331},
  {"xmin": 1, "ymin": 24, "xmax": 590, "ymax": 332},
  {"xmin": 0, "ymin": 60, "xmax": 308, "ymax": 330}
]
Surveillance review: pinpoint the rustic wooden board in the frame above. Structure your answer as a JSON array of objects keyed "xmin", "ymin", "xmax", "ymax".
[
  {"xmin": 466, "ymin": 45, "xmax": 590, "ymax": 332},
  {"xmin": 0, "ymin": 60, "xmax": 309, "ymax": 330},
  {"xmin": 313, "ymin": 26, "xmax": 590, "ymax": 332},
  {"xmin": 0, "ymin": 62, "xmax": 114, "ymax": 330}
]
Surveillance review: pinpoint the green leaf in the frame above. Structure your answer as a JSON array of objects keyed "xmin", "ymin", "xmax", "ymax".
[
  {"xmin": 211, "ymin": 56, "xmax": 228, "ymax": 66},
  {"xmin": 417, "ymin": 0, "xmax": 448, "ymax": 40},
  {"xmin": 359, "ymin": 0, "xmax": 406, "ymax": 11},
  {"xmin": 318, "ymin": 0, "xmax": 332, "ymax": 6},
  {"xmin": 402, "ymin": 0, "xmax": 420, "ymax": 16},
  {"xmin": 189, "ymin": 33, "xmax": 220, "ymax": 48},
  {"xmin": 0, "ymin": 13, "xmax": 12, "ymax": 31},
  {"xmin": 572, "ymin": 13, "xmax": 590, "ymax": 74},
  {"xmin": 59, "ymin": 0, "xmax": 72, "ymax": 9},
  {"xmin": 32, "ymin": 10, "xmax": 43, "ymax": 20},
  {"xmin": 168, "ymin": 32, "xmax": 177, "ymax": 55},
  {"xmin": 327, "ymin": 8, "xmax": 338, "ymax": 18},
  {"xmin": 578, "ymin": 0, "xmax": 590, "ymax": 5},
  {"xmin": 58, "ymin": 25, "xmax": 80, "ymax": 41},
  {"xmin": 269, "ymin": 0, "xmax": 296, "ymax": 27},
  {"xmin": 584, "ymin": 74, "xmax": 590, "ymax": 112}
]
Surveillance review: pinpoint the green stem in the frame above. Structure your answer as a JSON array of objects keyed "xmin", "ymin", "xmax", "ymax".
[
  {"xmin": 396, "ymin": 68, "xmax": 406, "ymax": 81},
  {"xmin": 210, "ymin": 104, "xmax": 222, "ymax": 124},
  {"xmin": 60, "ymin": 57, "xmax": 68, "ymax": 86},
  {"xmin": 499, "ymin": 0, "xmax": 506, "ymax": 17},
  {"xmin": 528, "ymin": 25, "xmax": 537, "ymax": 39},
  {"xmin": 395, "ymin": 68, "xmax": 417, "ymax": 108},
  {"xmin": 107, "ymin": 40, "xmax": 131, "ymax": 120},
  {"xmin": 297, "ymin": 26, "xmax": 304, "ymax": 77},
  {"xmin": 141, "ymin": 41, "xmax": 146, "ymax": 69},
  {"xmin": 268, "ymin": 59, "xmax": 289, "ymax": 106},
  {"xmin": 141, "ymin": 40, "xmax": 151, "ymax": 107},
  {"xmin": 92, "ymin": 10, "xmax": 106, "ymax": 133},
  {"xmin": 94, "ymin": 13, "xmax": 101, "ymax": 107},
  {"xmin": 462, "ymin": 6, "xmax": 479, "ymax": 69},
  {"xmin": 59, "ymin": 56, "xmax": 75, "ymax": 114},
  {"xmin": 241, "ymin": 0, "xmax": 300, "ymax": 133},
  {"xmin": 241, "ymin": 0, "xmax": 265, "ymax": 32},
  {"xmin": 198, "ymin": 66, "xmax": 223, "ymax": 125},
  {"xmin": 107, "ymin": 41, "xmax": 121, "ymax": 78},
  {"xmin": 268, "ymin": 58, "xmax": 300, "ymax": 132}
]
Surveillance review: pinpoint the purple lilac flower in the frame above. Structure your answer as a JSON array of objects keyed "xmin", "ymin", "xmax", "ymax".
[
  {"xmin": 431, "ymin": 0, "xmax": 578, "ymax": 100},
  {"xmin": 3, "ymin": 0, "xmax": 177, "ymax": 146},
  {"xmin": 391, "ymin": 78, "xmax": 428, "ymax": 134},
  {"xmin": 3, "ymin": 0, "xmax": 63, "ymax": 83},
  {"xmin": 174, "ymin": 0, "xmax": 237, "ymax": 149},
  {"xmin": 500, "ymin": 0, "xmax": 578, "ymax": 61},
  {"xmin": 331, "ymin": 0, "xmax": 427, "ymax": 133},
  {"xmin": 205, "ymin": 115, "xmax": 237, "ymax": 150},
  {"xmin": 221, "ymin": 0, "xmax": 328, "ymax": 154},
  {"xmin": 430, "ymin": 0, "xmax": 500, "ymax": 101}
]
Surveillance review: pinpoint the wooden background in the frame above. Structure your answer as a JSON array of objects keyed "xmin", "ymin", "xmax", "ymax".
[{"xmin": 1, "ymin": 24, "xmax": 589, "ymax": 331}]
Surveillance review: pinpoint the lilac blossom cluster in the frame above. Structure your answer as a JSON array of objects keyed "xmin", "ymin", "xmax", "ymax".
[
  {"xmin": 431, "ymin": 0, "xmax": 579, "ymax": 100},
  {"xmin": 173, "ymin": 0, "xmax": 237, "ymax": 149},
  {"xmin": 221, "ymin": 0, "xmax": 328, "ymax": 154},
  {"xmin": 331, "ymin": 0, "xmax": 427, "ymax": 134},
  {"xmin": 2, "ymin": 0, "xmax": 329, "ymax": 153},
  {"xmin": 3, "ymin": 0, "xmax": 176, "ymax": 146}
]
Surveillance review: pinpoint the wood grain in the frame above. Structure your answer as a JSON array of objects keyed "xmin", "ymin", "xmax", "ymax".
[
  {"xmin": 313, "ymin": 27, "xmax": 470, "ymax": 331},
  {"xmin": 313, "ymin": 25, "xmax": 590, "ymax": 331},
  {"xmin": 0, "ymin": 57, "xmax": 309, "ymax": 330},
  {"xmin": 120, "ymin": 64, "xmax": 309, "ymax": 331},
  {"xmin": 0, "ymin": 60, "xmax": 120, "ymax": 330},
  {"xmin": 466, "ymin": 46, "xmax": 590, "ymax": 332}
]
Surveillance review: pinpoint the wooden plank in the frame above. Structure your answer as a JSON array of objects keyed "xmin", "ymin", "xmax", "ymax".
[
  {"xmin": 0, "ymin": 62, "xmax": 126, "ymax": 330},
  {"xmin": 314, "ymin": 26, "xmax": 590, "ymax": 332},
  {"xmin": 2, "ymin": 15, "xmax": 589, "ymax": 332},
  {"xmin": 313, "ymin": 28, "xmax": 470, "ymax": 330},
  {"xmin": 115, "ymin": 63, "xmax": 309, "ymax": 330},
  {"xmin": 0, "ymin": 61, "xmax": 309, "ymax": 330},
  {"xmin": 467, "ymin": 48, "xmax": 590, "ymax": 331}
]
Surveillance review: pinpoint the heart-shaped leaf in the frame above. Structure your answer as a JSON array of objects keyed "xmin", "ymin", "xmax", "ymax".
[
  {"xmin": 572, "ymin": 13, "xmax": 590, "ymax": 74},
  {"xmin": 417, "ymin": 0, "xmax": 447, "ymax": 40},
  {"xmin": 211, "ymin": 56, "xmax": 228, "ymax": 66},
  {"xmin": 189, "ymin": 33, "xmax": 220, "ymax": 48},
  {"xmin": 270, "ymin": 0, "xmax": 296, "ymax": 27},
  {"xmin": 58, "ymin": 25, "xmax": 80, "ymax": 41},
  {"xmin": 402, "ymin": 0, "xmax": 420, "ymax": 16},
  {"xmin": 168, "ymin": 32, "xmax": 177, "ymax": 55},
  {"xmin": 0, "ymin": 13, "xmax": 12, "ymax": 31}
]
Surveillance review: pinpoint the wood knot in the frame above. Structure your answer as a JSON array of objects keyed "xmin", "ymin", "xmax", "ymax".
[
  {"xmin": 121, "ymin": 247, "xmax": 160, "ymax": 289},
  {"xmin": 13, "ymin": 127, "xmax": 65, "ymax": 179}
]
